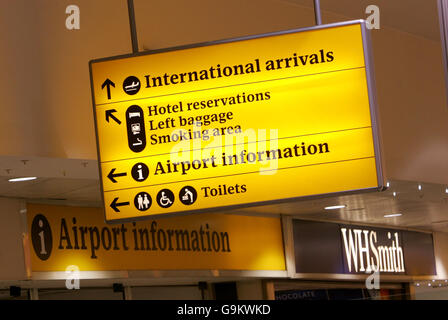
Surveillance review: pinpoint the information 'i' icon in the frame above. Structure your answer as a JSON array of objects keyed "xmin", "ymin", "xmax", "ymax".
[
  {"xmin": 31, "ymin": 214, "xmax": 53, "ymax": 261},
  {"xmin": 131, "ymin": 162, "xmax": 149, "ymax": 182}
]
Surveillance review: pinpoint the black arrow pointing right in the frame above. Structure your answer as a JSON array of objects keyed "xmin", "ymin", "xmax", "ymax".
[
  {"xmin": 101, "ymin": 78, "xmax": 115, "ymax": 100},
  {"xmin": 107, "ymin": 168, "xmax": 127, "ymax": 183},
  {"xmin": 110, "ymin": 197, "xmax": 130, "ymax": 213},
  {"xmin": 105, "ymin": 109, "xmax": 121, "ymax": 125}
]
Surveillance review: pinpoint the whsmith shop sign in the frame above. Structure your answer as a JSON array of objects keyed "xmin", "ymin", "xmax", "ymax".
[
  {"xmin": 293, "ymin": 220, "xmax": 436, "ymax": 276},
  {"xmin": 89, "ymin": 20, "xmax": 383, "ymax": 223},
  {"xmin": 26, "ymin": 204, "xmax": 285, "ymax": 272}
]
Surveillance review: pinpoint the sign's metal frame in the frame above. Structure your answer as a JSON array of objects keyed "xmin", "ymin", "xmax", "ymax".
[{"xmin": 89, "ymin": 19, "xmax": 385, "ymax": 224}]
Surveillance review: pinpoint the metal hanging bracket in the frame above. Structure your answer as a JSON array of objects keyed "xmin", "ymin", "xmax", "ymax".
[{"xmin": 127, "ymin": 0, "xmax": 139, "ymax": 53}]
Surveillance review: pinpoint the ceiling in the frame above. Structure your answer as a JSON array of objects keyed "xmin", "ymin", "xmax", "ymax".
[
  {"xmin": 134, "ymin": 0, "xmax": 442, "ymax": 51},
  {"xmin": 284, "ymin": 0, "xmax": 441, "ymax": 41},
  {"xmin": 0, "ymin": 156, "xmax": 100, "ymax": 207},
  {"xmin": 234, "ymin": 179, "xmax": 448, "ymax": 232}
]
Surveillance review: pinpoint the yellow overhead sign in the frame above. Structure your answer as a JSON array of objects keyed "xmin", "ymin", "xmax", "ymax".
[
  {"xmin": 27, "ymin": 204, "xmax": 285, "ymax": 272},
  {"xmin": 89, "ymin": 20, "xmax": 383, "ymax": 223}
]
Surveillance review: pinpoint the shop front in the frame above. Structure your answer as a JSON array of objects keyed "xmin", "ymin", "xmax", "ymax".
[
  {"xmin": 1, "ymin": 199, "xmax": 447, "ymax": 300},
  {"xmin": 21, "ymin": 203, "xmax": 286, "ymax": 300},
  {"xmin": 277, "ymin": 218, "xmax": 438, "ymax": 300}
]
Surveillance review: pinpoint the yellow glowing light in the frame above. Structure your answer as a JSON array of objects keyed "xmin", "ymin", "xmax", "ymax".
[{"xmin": 90, "ymin": 21, "xmax": 382, "ymax": 222}]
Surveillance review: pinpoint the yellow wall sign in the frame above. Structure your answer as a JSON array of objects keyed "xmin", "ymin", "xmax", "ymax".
[
  {"xmin": 27, "ymin": 204, "xmax": 286, "ymax": 272},
  {"xmin": 89, "ymin": 20, "xmax": 383, "ymax": 223}
]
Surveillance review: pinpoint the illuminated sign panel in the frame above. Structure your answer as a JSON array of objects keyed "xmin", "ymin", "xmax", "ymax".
[
  {"xmin": 293, "ymin": 220, "xmax": 436, "ymax": 276},
  {"xmin": 89, "ymin": 20, "xmax": 383, "ymax": 223},
  {"xmin": 27, "ymin": 204, "xmax": 285, "ymax": 272}
]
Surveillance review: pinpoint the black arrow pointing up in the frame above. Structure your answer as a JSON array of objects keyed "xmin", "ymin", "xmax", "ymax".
[
  {"xmin": 107, "ymin": 168, "xmax": 127, "ymax": 183},
  {"xmin": 105, "ymin": 109, "xmax": 121, "ymax": 125},
  {"xmin": 101, "ymin": 78, "xmax": 115, "ymax": 100},
  {"xmin": 110, "ymin": 197, "xmax": 130, "ymax": 213}
]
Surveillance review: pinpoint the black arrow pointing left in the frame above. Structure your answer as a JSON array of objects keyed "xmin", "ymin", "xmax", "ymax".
[
  {"xmin": 107, "ymin": 168, "xmax": 127, "ymax": 183},
  {"xmin": 110, "ymin": 197, "xmax": 130, "ymax": 213}
]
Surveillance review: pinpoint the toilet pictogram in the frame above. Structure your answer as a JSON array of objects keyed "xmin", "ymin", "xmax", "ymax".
[{"xmin": 134, "ymin": 192, "xmax": 152, "ymax": 211}]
